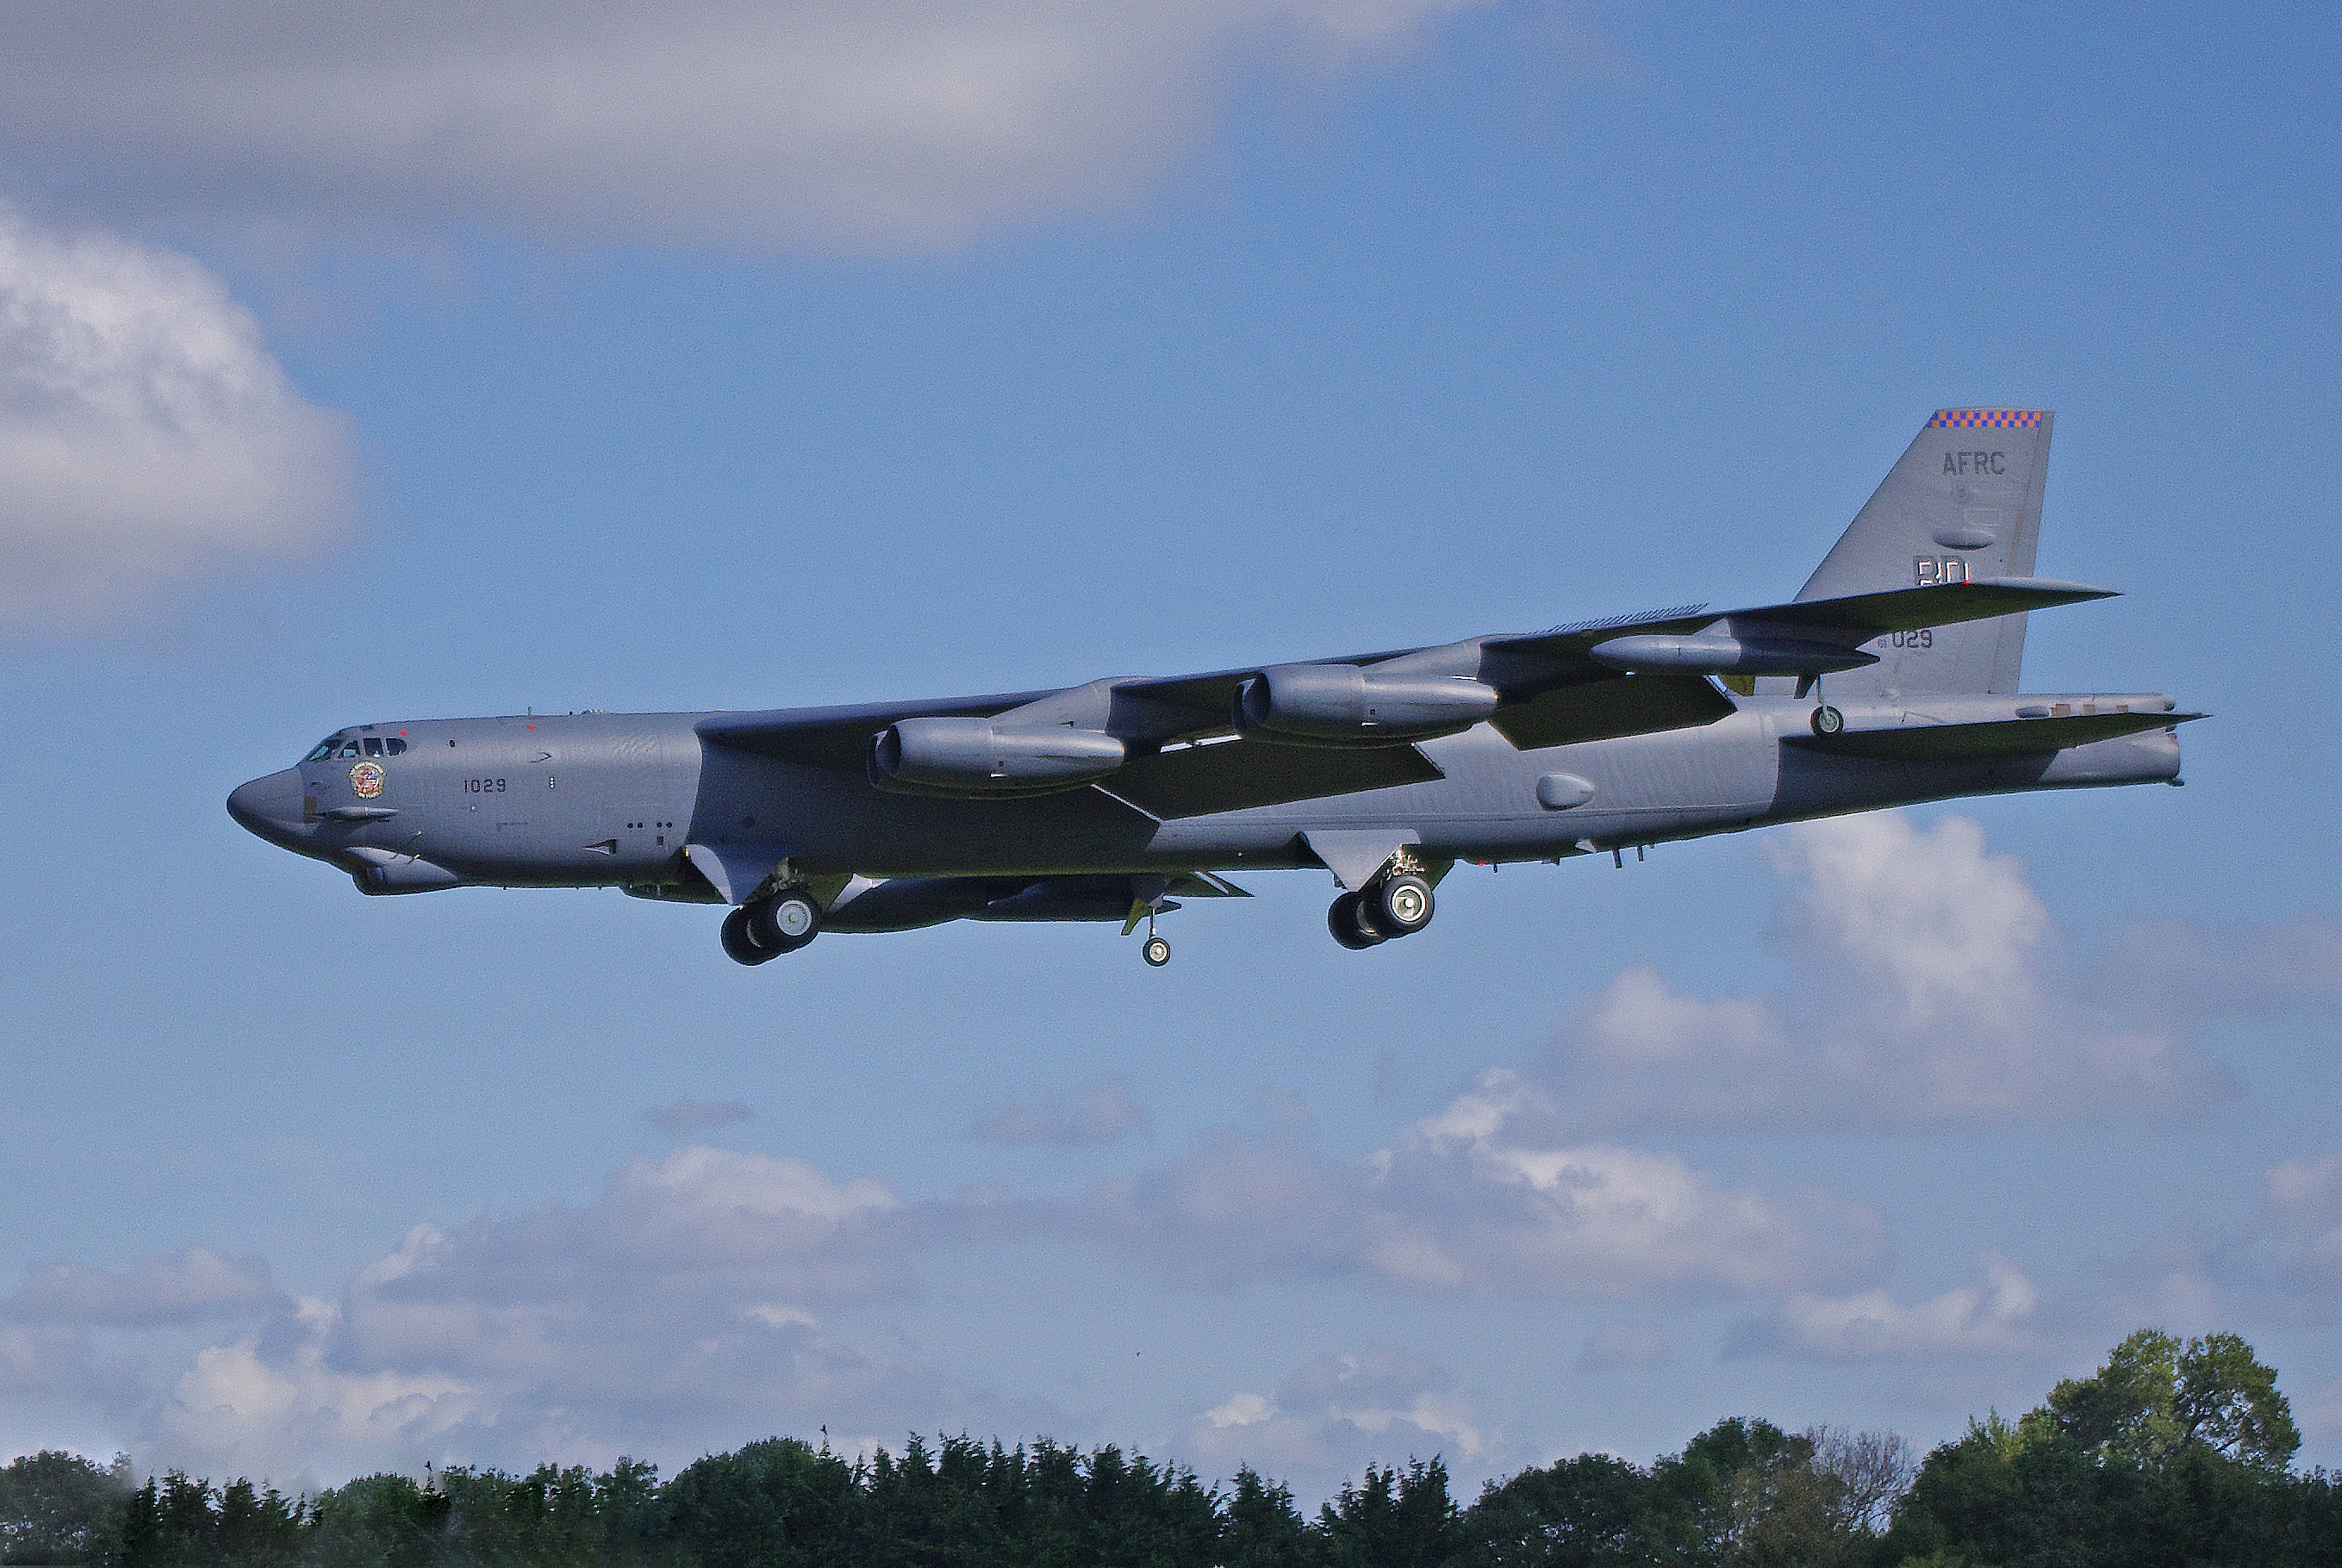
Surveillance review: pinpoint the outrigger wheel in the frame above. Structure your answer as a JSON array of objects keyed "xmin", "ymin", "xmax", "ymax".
[
  {"xmin": 1810, "ymin": 704, "xmax": 1845, "ymax": 736},
  {"xmin": 1143, "ymin": 934, "xmax": 1173, "ymax": 967}
]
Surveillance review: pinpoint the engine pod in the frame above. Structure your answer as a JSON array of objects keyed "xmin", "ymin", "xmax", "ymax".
[
  {"xmin": 1235, "ymin": 664, "xmax": 1498, "ymax": 747},
  {"xmin": 872, "ymin": 717, "xmax": 1126, "ymax": 797}
]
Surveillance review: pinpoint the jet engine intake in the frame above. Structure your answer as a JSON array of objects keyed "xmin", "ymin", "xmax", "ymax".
[
  {"xmin": 1234, "ymin": 664, "xmax": 1498, "ymax": 747},
  {"xmin": 871, "ymin": 717, "xmax": 1126, "ymax": 798}
]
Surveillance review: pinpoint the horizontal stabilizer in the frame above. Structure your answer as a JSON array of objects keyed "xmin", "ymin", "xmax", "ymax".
[
  {"xmin": 1789, "ymin": 709, "xmax": 2201, "ymax": 761},
  {"xmin": 1740, "ymin": 577, "xmax": 2116, "ymax": 636}
]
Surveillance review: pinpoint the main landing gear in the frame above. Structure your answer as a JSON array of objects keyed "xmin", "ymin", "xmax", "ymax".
[
  {"xmin": 720, "ymin": 885, "xmax": 823, "ymax": 966},
  {"xmin": 1328, "ymin": 870, "xmax": 1436, "ymax": 951}
]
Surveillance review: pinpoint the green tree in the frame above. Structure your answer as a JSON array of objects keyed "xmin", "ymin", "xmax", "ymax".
[
  {"xmin": 300, "ymin": 1472, "xmax": 448, "ymax": 1568},
  {"xmin": 1218, "ymin": 1468, "xmax": 1308, "ymax": 1568},
  {"xmin": 661, "ymin": 1437, "xmax": 865, "ymax": 1568},
  {"xmin": 1317, "ymin": 1459, "xmax": 1459, "ymax": 1568},
  {"xmin": 2176, "ymin": 1332, "xmax": 2301, "ymax": 1470},
  {"xmin": 1452, "ymin": 1451, "xmax": 1652, "ymax": 1568},
  {"xmin": 2043, "ymin": 1328, "xmax": 2301, "ymax": 1473},
  {"xmin": 0, "ymin": 1451, "xmax": 130, "ymax": 1564}
]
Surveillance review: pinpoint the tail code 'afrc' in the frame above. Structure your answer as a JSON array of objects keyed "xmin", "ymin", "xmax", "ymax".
[{"xmin": 1788, "ymin": 408, "xmax": 2054, "ymax": 698}]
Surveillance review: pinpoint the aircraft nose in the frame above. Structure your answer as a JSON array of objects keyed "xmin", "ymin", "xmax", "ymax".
[{"xmin": 227, "ymin": 769, "xmax": 308, "ymax": 847}]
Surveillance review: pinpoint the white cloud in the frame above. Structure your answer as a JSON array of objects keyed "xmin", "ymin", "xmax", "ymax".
[
  {"xmin": 0, "ymin": 1, "xmax": 1491, "ymax": 252},
  {"xmin": 1727, "ymin": 1254, "xmax": 2040, "ymax": 1363},
  {"xmin": 1524, "ymin": 812, "xmax": 2235, "ymax": 1133},
  {"xmin": 4, "ymin": 1248, "xmax": 282, "ymax": 1328},
  {"xmin": 973, "ymin": 1074, "xmax": 1148, "ymax": 1146},
  {"xmin": 1094, "ymin": 1081, "xmax": 1884, "ymax": 1299},
  {"xmin": 19, "ymin": 1146, "xmax": 1047, "ymax": 1484},
  {"xmin": 0, "ymin": 204, "xmax": 355, "ymax": 631},
  {"xmin": 2261, "ymin": 1153, "xmax": 2342, "ymax": 1315},
  {"xmin": 1181, "ymin": 1347, "xmax": 1486, "ymax": 1483}
]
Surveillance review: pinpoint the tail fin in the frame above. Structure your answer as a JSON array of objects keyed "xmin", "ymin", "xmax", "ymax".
[{"xmin": 1792, "ymin": 408, "xmax": 2053, "ymax": 696}]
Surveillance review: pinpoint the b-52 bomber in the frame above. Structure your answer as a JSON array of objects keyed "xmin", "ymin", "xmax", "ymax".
[{"xmin": 230, "ymin": 409, "xmax": 2198, "ymax": 967}]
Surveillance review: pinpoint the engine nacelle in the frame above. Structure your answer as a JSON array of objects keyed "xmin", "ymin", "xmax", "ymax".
[
  {"xmin": 1235, "ymin": 664, "xmax": 1498, "ymax": 747},
  {"xmin": 871, "ymin": 717, "xmax": 1127, "ymax": 798}
]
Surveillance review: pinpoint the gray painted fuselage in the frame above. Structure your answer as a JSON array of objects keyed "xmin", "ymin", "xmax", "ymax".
[
  {"xmin": 227, "ymin": 688, "xmax": 2182, "ymax": 900},
  {"xmin": 226, "ymin": 407, "xmax": 2197, "ymax": 949}
]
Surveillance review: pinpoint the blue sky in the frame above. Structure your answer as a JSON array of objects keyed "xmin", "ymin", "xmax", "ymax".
[{"xmin": 2, "ymin": 0, "xmax": 2339, "ymax": 1502}]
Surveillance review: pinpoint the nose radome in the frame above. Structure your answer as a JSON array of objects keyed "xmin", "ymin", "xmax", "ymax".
[{"xmin": 227, "ymin": 769, "xmax": 308, "ymax": 845}]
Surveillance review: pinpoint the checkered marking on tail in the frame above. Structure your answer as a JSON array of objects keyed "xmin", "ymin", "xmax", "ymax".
[{"xmin": 1929, "ymin": 408, "xmax": 2042, "ymax": 428}]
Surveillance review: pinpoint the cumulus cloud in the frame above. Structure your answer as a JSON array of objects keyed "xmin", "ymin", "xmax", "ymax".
[
  {"xmin": 3, "ymin": 1248, "xmax": 283, "ymax": 1328},
  {"xmin": 2259, "ymin": 1153, "xmax": 2342, "ymax": 1316},
  {"xmin": 0, "ymin": 1, "xmax": 1491, "ymax": 252},
  {"xmin": 1093, "ymin": 1082, "xmax": 1884, "ymax": 1299},
  {"xmin": 973, "ymin": 1075, "xmax": 1148, "ymax": 1146},
  {"xmin": 1514, "ymin": 812, "xmax": 2238, "ymax": 1135},
  {"xmin": 1182, "ymin": 1347, "xmax": 1486, "ymax": 1484},
  {"xmin": 645, "ymin": 1098, "xmax": 753, "ymax": 1135},
  {"xmin": 0, "ymin": 204, "xmax": 355, "ymax": 631},
  {"xmin": 1726, "ymin": 1254, "xmax": 2040, "ymax": 1363},
  {"xmin": 29, "ymin": 1145, "xmax": 1052, "ymax": 1483}
]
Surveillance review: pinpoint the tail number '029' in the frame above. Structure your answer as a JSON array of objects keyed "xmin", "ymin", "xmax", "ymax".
[
  {"xmin": 1890, "ymin": 629, "xmax": 1934, "ymax": 649},
  {"xmin": 464, "ymin": 778, "xmax": 508, "ymax": 793}
]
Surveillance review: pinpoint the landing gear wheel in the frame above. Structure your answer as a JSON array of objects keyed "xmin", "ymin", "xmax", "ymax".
[
  {"xmin": 747, "ymin": 887, "xmax": 822, "ymax": 953},
  {"xmin": 1367, "ymin": 874, "xmax": 1436, "ymax": 938},
  {"xmin": 720, "ymin": 906, "xmax": 781, "ymax": 966},
  {"xmin": 1143, "ymin": 935, "xmax": 1173, "ymax": 967},
  {"xmin": 1328, "ymin": 892, "xmax": 1386, "ymax": 950},
  {"xmin": 1810, "ymin": 704, "xmax": 1845, "ymax": 737}
]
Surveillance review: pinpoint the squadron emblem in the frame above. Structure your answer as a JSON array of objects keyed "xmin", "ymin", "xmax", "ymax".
[{"xmin": 350, "ymin": 760, "xmax": 386, "ymax": 799}]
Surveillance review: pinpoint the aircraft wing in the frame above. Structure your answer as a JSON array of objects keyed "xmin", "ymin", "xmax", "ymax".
[
  {"xmin": 695, "ymin": 691, "xmax": 1056, "ymax": 767},
  {"xmin": 695, "ymin": 576, "xmax": 2115, "ymax": 817}
]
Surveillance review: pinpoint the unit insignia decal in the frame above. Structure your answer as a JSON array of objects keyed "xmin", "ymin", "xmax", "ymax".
[{"xmin": 350, "ymin": 760, "xmax": 386, "ymax": 799}]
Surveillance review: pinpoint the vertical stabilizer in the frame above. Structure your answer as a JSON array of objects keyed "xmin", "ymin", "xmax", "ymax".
[{"xmin": 1792, "ymin": 408, "xmax": 2052, "ymax": 696}]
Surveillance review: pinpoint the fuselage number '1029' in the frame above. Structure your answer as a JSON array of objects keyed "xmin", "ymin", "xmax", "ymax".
[{"xmin": 464, "ymin": 778, "xmax": 508, "ymax": 793}]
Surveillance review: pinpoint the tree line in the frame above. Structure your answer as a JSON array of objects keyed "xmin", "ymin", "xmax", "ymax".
[{"xmin": 3, "ymin": 1328, "xmax": 2337, "ymax": 1566}]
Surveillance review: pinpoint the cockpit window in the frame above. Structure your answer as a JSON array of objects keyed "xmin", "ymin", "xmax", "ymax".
[{"xmin": 305, "ymin": 732, "xmax": 405, "ymax": 761}]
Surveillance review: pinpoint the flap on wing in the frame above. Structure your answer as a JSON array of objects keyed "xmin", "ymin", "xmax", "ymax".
[
  {"xmin": 696, "ymin": 691, "xmax": 1056, "ymax": 768},
  {"xmin": 1490, "ymin": 670, "xmax": 1737, "ymax": 751},
  {"xmin": 1789, "ymin": 709, "xmax": 2202, "ymax": 760},
  {"xmin": 1100, "ymin": 738, "xmax": 1444, "ymax": 820}
]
